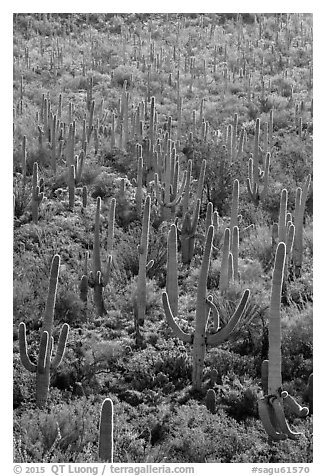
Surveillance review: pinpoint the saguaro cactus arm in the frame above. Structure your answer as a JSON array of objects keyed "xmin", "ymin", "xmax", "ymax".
[
  {"xmin": 282, "ymin": 391, "xmax": 309, "ymax": 417},
  {"xmin": 154, "ymin": 170, "xmax": 187, "ymax": 209},
  {"xmin": 258, "ymin": 398, "xmax": 287, "ymax": 441},
  {"xmin": 206, "ymin": 289, "xmax": 250, "ymax": 346},
  {"xmin": 271, "ymin": 397, "xmax": 304, "ymax": 440},
  {"xmin": 19, "ymin": 322, "xmax": 37, "ymax": 373},
  {"xmin": 162, "ymin": 292, "xmax": 193, "ymax": 343},
  {"xmin": 51, "ymin": 323, "xmax": 70, "ymax": 369}
]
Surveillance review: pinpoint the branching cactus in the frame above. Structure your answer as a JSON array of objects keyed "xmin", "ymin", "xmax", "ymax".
[
  {"xmin": 162, "ymin": 224, "xmax": 250, "ymax": 390},
  {"xmin": 258, "ymin": 243, "xmax": 309, "ymax": 441},
  {"xmin": 247, "ymin": 151, "xmax": 270, "ymax": 205},
  {"xmin": 293, "ymin": 175, "xmax": 311, "ymax": 277},
  {"xmin": 271, "ymin": 189, "xmax": 295, "ymax": 278},
  {"xmin": 154, "ymin": 160, "xmax": 187, "ymax": 221},
  {"xmin": 31, "ymin": 162, "xmax": 44, "ymax": 223},
  {"xmin": 246, "ymin": 119, "xmax": 270, "ymax": 205},
  {"xmin": 19, "ymin": 255, "xmax": 69, "ymax": 408},
  {"xmin": 87, "ymin": 197, "xmax": 116, "ymax": 316},
  {"xmin": 99, "ymin": 398, "xmax": 114, "ymax": 463}
]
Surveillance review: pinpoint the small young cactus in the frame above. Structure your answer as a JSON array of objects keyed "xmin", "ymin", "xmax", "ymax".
[
  {"xmin": 206, "ymin": 388, "xmax": 217, "ymax": 413},
  {"xmin": 99, "ymin": 398, "xmax": 114, "ymax": 462}
]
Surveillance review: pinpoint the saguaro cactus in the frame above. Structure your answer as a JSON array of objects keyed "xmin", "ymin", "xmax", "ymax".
[
  {"xmin": 272, "ymin": 189, "xmax": 295, "ymax": 279},
  {"xmin": 176, "ymin": 198, "xmax": 201, "ymax": 265},
  {"xmin": 258, "ymin": 243, "xmax": 309, "ymax": 441},
  {"xmin": 166, "ymin": 223, "xmax": 178, "ymax": 316},
  {"xmin": 154, "ymin": 161, "xmax": 187, "ymax": 221},
  {"xmin": 99, "ymin": 398, "xmax": 114, "ymax": 462},
  {"xmin": 293, "ymin": 175, "xmax": 311, "ymax": 277},
  {"xmin": 87, "ymin": 197, "xmax": 116, "ymax": 316},
  {"xmin": 206, "ymin": 388, "xmax": 217, "ymax": 414},
  {"xmin": 162, "ymin": 225, "xmax": 250, "ymax": 390},
  {"xmin": 19, "ymin": 255, "xmax": 69, "ymax": 408},
  {"xmin": 31, "ymin": 162, "xmax": 44, "ymax": 223},
  {"xmin": 134, "ymin": 196, "xmax": 154, "ymax": 346},
  {"xmin": 246, "ymin": 118, "xmax": 270, "ymax": 205}
]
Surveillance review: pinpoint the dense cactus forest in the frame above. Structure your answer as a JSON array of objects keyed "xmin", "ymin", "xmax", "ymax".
[{"xmin": 13, "ymin": 13, "xmax": 313, "ymax": 463}]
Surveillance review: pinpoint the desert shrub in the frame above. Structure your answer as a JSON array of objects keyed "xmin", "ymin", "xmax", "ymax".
[
  {"xmin": 119, "ymin": 277, "xmax": 162, "ymax": 319},
  {"xmin": 123, "ymin": 342, "xmax": 192, "ymax": 392},
  {"xmin": 214, "ymin": 374, "xmax": 260, "ymax": 420},
  {"xmin": 54, "ymin": 290, "xmax": 87, "ymax": 325},
  {"xmin": 281, "ymin": 304, "xmax": 313, "ymax": 383},
  {"xmin": 166, "ymin": 403, "xmax": 262, "ymax": 462},
  {"xmin": 13, "ymin": 396, "xmax": 100, "ymax": 462},
  {"xmin": 274, "ymin": 134, "xmax": 313, "ymax": 184},
  {"xmin": 13, "ymin": 12, "xmax": 313, "ymax": 465},
  {"xmin": 207, "ymin": 348, "xmax": 256, "ymax": 378},
  {"xmin": 240, "ymin": 225, "xmax": 275, "ymax": 271}
]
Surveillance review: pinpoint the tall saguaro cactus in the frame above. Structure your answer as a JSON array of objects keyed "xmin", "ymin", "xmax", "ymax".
[
  {"xmin": 166, "ymin": 223, "xmax": 178, "ymax": 316},
  {"xmin": 246, "ymin": 118, "xmax": 270, "ymax": 205},
  {"xmin": 99, "ymin": 398, "xmax": 114, "ymax": 462},
  {"xmin": 19, "ymin": 255, "xmax": 69, "ymax": 408},
  {"xmin": 176, "ymin": 198, "xmax": 201, "ymax": 265},
  {"xmin": 293, "ymin": 175, "xmax": 311, "ymax": 277},
  {"xmin": 135, "ymin": 196, "xmax": 154, "ymax": 341},
  {"xmin": 31, "ymin": 162, "xmax": 44, "ymax": 223},
  {"xmin": 258, "ymin": 243, "xmax": 309, "ymax": 441},
  {"xmin": 86, "ymin": 197, "xmax": 116, "ymax": 316},
  {"xmin": 162, "ymin": 225, "xmax": 250, "ymax": 390}
]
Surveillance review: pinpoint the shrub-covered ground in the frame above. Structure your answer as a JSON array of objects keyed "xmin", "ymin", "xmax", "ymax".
[{"xmin": 13, "ymin": 13, "xmax": 313, "ymax": 463}]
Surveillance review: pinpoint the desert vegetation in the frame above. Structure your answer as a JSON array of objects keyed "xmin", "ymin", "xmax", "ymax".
[{"xmin": 13, "ymin": 13, "xmax": 313, "ymax": 463}]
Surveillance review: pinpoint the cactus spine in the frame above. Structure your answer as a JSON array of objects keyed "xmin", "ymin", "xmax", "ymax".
[
  {"xmin": 99, "ymin": 398, "xmax": 114, "ymax": 462},
  {"xmin": 19, "ymin": 255, "xmax": 69, "ymax": 408}
]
